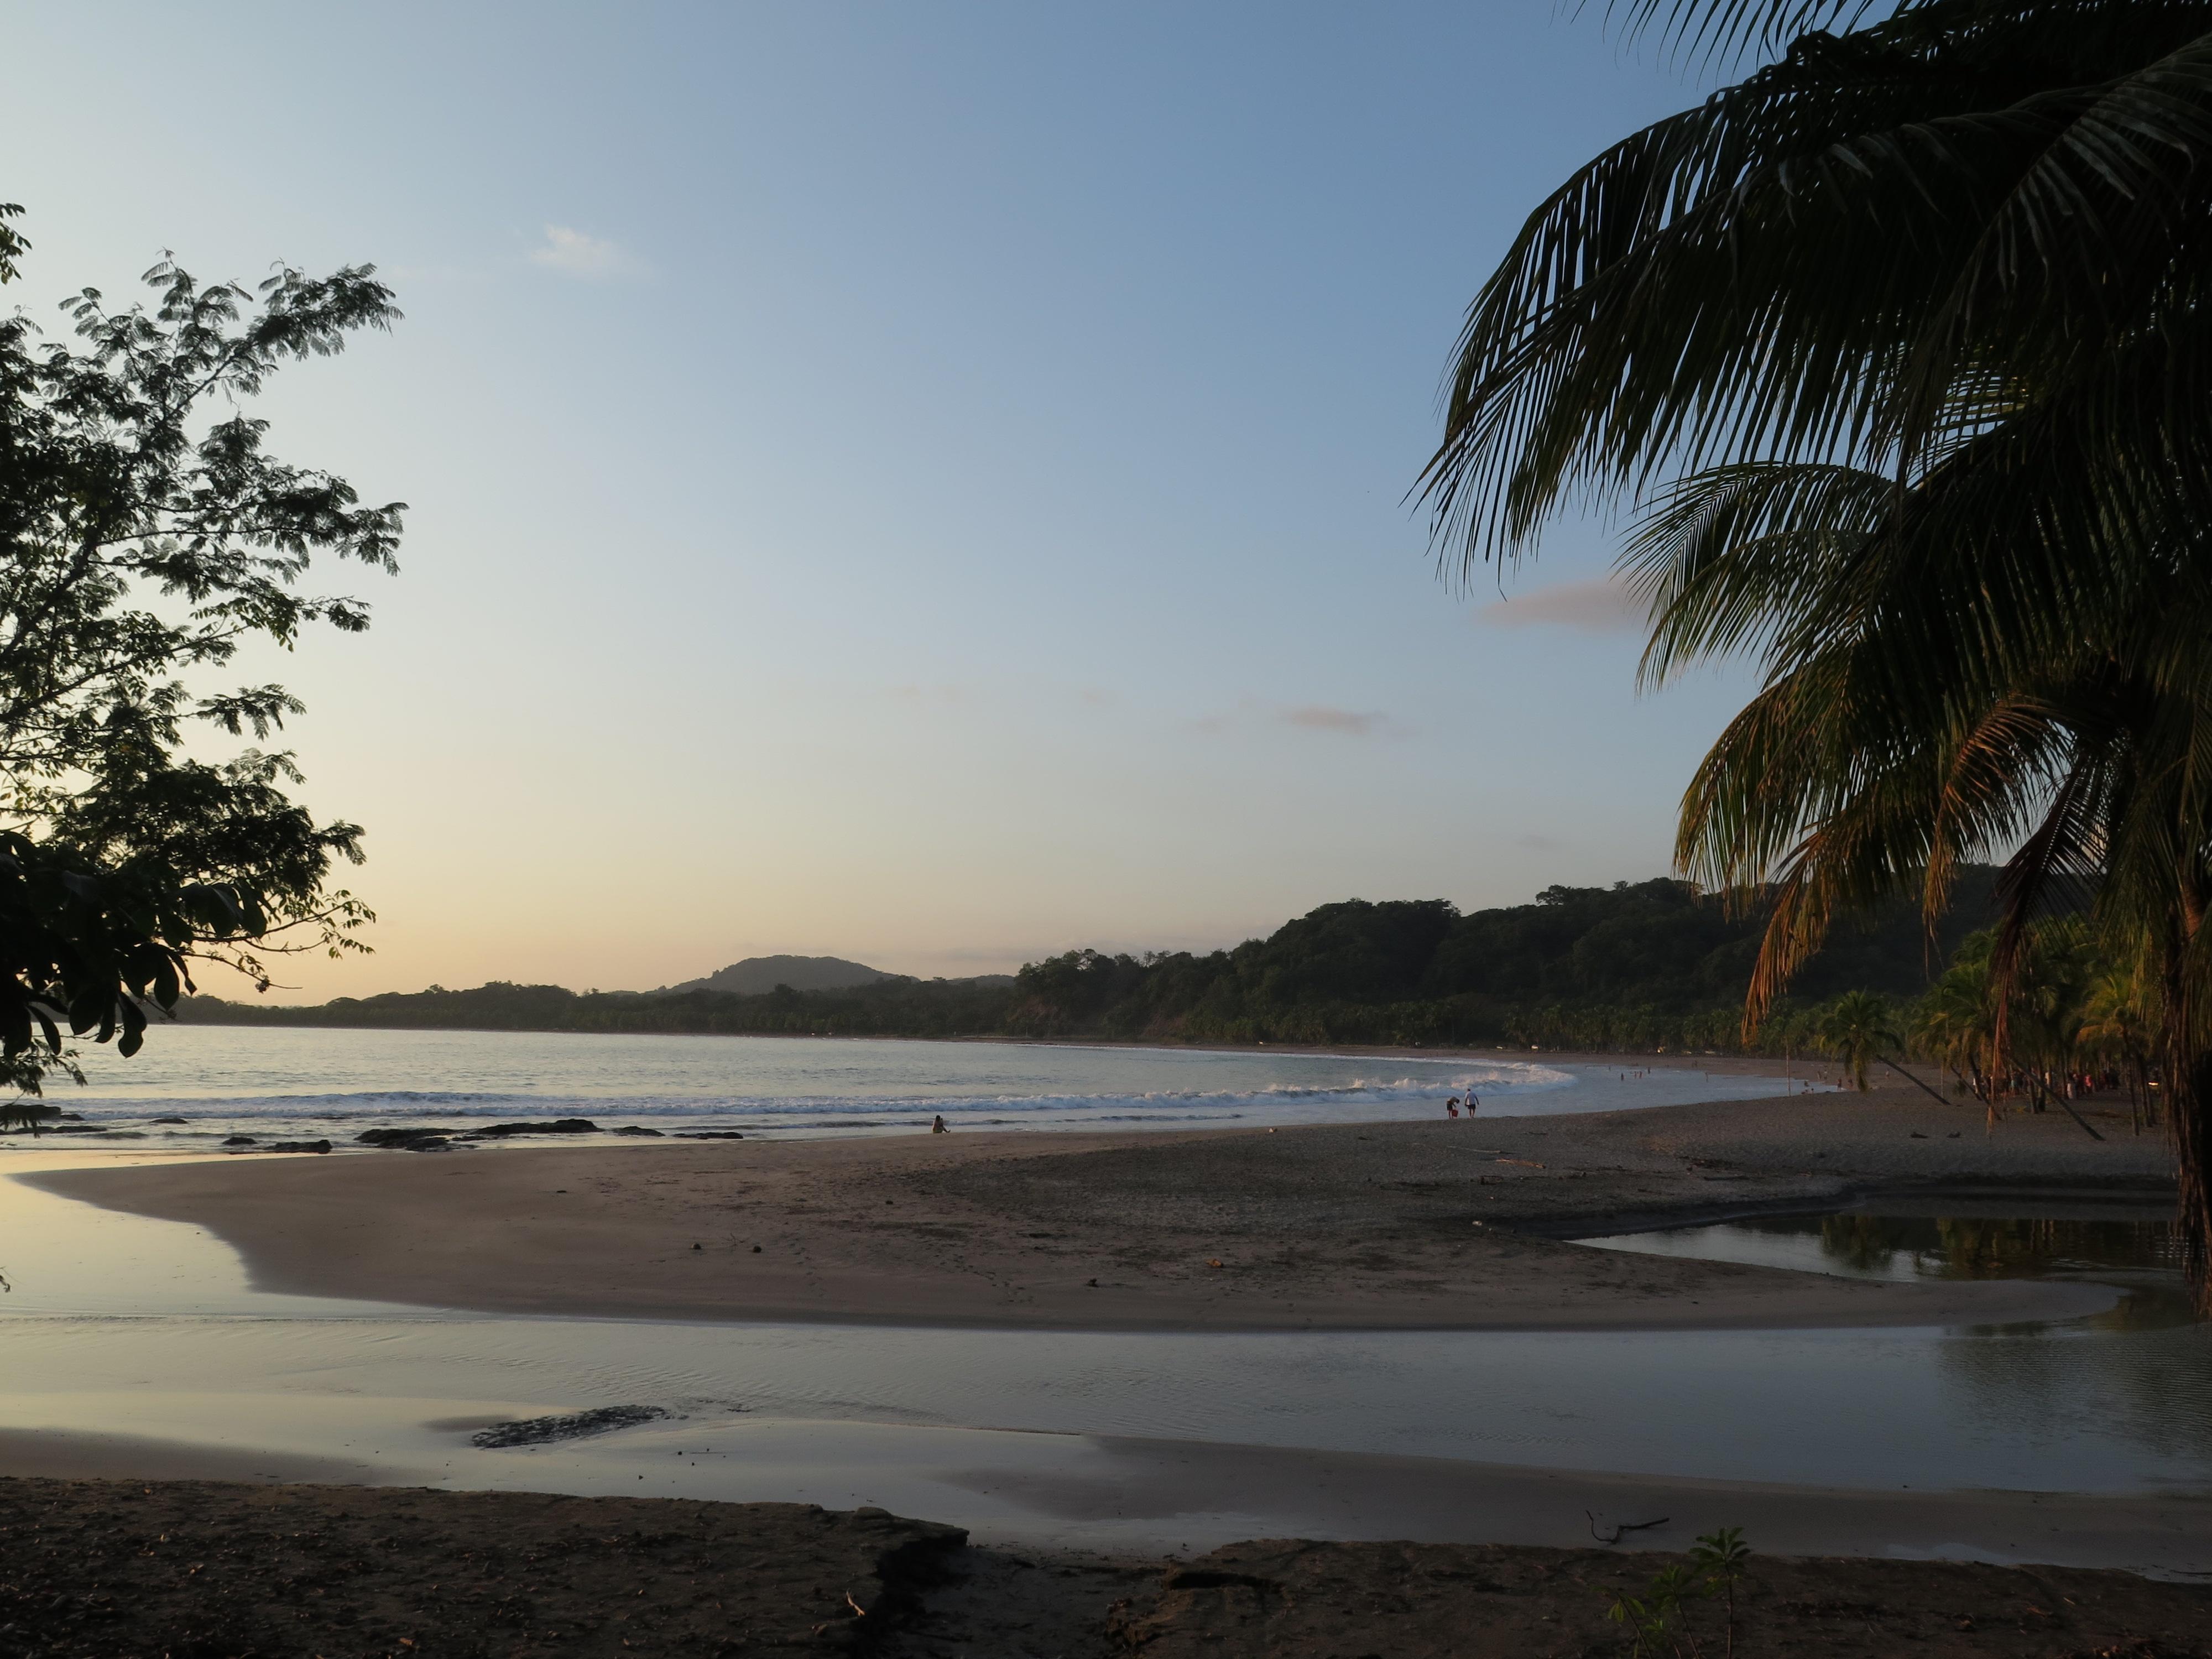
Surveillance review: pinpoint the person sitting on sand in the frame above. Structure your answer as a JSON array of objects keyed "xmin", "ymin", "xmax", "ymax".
[{"xmin": 931, "ymin": 1114, "xmax": 949, "ymax": 1134}]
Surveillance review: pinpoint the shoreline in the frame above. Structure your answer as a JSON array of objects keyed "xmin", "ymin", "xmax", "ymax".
[
  {"xmin": 27, "ymin": 1084, "xmax": 2172, "ymax": 1332},
  {"xmin": 153, "ymin": 1018, "xmax": 1849, "ymax": 1073},
  {"xmin": 9, "ymin": 1038, "xmax": 1833, "ymax": 1154}
]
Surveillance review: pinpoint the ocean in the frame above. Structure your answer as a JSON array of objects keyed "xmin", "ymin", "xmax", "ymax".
[{"xmin": 2, "ymin": 1025, "xmax": 1819, "ymax": 1151}]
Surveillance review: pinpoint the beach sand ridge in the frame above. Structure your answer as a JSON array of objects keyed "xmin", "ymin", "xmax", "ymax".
[{"xmin": 27, "ymin": 1081, "xmax": 2172, "ymax": 1331}]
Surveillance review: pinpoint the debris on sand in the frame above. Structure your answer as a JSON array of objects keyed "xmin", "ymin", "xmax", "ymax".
[{"xmin": 470, "ymin": 1405, "xmax": 672, "ymax": 1448}]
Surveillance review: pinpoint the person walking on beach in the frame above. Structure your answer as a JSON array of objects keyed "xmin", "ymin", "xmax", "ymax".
[
  {"xmin": 930, "ymin": 1114, "xmax": 949, "ymax": 1134},
  {"xmin": 1465, "ymin": 1090, "xmax": 1480, "ymax": 1115}
]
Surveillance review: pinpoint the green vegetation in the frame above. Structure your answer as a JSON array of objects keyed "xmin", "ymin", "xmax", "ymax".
[
  {"xmin": 1605, "ymin": 1527, "xmax": 1751, "ymax": 1659},
  {"xmin": 0, "ymin": 205, "xmax": 400, "ymax": 1105},
  {"xmin": 1422, "ymin": 0, "xmax": 2212, "ymax": 1293},
  {"xmin": 180, "ymin": 872, "xmax": 1997, "ymax": 1050},
  {"xmin": 1909, "ymin": 919, "xmax": 2166, "ymax": 1133}
]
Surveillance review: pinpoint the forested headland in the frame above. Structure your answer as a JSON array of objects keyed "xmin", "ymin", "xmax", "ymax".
[{"xmin": 176, "ymin": 873, "xmax": 2001, "ymax": 1054}]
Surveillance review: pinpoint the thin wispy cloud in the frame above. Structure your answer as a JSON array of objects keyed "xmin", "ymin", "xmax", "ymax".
[
  {"xmin": 529, "ymin": 224, "xmax": 647, "ymax": 280},
  {"xmin": 1477, "ymin": 575, "xmax": 1645, "ymax": 634},
  {"xmin": 1281, "ymin": 705, "xmax": 1386, "ymax": 736}
]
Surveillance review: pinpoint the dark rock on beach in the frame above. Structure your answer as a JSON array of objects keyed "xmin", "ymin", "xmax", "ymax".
[
  {"xmin": 221, "ymin": 1135, "xmax": 256, "ymax": 1146},
  {"xmin": 264, "ymin": 1139, "xmax": 332, "ymax": 1154},
  {"xmin": 357, "ymin": 1126, "xmax": 457, "ymax": 1151},
  {"xmin": 676, "ymin": 1130, "xmax": 745, "ymax": 1140},
  {"xmin": 148, "ymin": 1116, "xmax": 189, "ymax": 1125},
  {"xmin": 472, "ymin": 1117, "xmax": 601, "ymax": 1138},
  {"xmin": 613, "ymin": 1125, "xmax": 666, "ymax": 1136}
]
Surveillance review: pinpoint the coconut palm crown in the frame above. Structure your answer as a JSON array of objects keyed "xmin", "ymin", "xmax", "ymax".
[{"xmin": 1424, "ymin": 0, "xmax": 2212, "ymax": 1295}]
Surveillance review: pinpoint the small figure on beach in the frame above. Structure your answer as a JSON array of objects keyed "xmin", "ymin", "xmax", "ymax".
[
  {"xmin": 930, "ymin": 1114, "xmax": 949, "ymax": 1134},
  {"xmin": 1446, "ymin": 1098, "xmax": 1460, "ymax": 1119},
  {"xmin": 1465, "ymin": 1091, "xmax": 1480, "ymax": 1114}
]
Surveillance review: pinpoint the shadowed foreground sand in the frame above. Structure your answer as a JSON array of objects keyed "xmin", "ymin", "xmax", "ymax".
[
  {"xmin": 0, "ymin": 1478, "xmax": 2204, "ymax": 1658},
  {"xmin": 29, "ymin": 1084, "xmax": 2171, "ymax": 1331}
]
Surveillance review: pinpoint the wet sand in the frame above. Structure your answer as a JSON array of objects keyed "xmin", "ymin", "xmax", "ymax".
[
  {"xmin": 29, "ymin": 1084, "xmax": 2169, "ymax": 1331},
  {"xmin": 9, "ymin": 1421, "xmax": 2204, "ymax": 1578}
]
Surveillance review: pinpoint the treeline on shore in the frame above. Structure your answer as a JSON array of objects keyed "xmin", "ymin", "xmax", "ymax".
[{"xmin": 179, "ymin": 873, "xmax": 2002, "ymax": 1053}]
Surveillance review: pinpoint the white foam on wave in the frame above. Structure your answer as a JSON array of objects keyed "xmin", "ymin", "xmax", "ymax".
[{"xmin": 55, "ymin": 1063, "xmax": 1573, "ymax": 1123}]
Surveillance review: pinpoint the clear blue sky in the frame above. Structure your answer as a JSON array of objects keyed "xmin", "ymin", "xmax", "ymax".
[{"xmin": 9, "ymin": 2, "xmax": 1761, "ymax": 998}]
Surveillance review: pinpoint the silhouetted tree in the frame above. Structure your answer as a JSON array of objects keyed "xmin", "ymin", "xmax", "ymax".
[{"xmin": 0, "ymin": 204, "xmax": 403, "ymax": 1105}]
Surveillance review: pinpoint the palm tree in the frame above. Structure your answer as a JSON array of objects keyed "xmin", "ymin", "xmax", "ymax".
[
  {"xmin": 2005, "ymin": 920, "xmax": 2096, "ymax": 1110},
  {"xmin": 2080, "ymin": 952, "xmax": 2162, "ymax": 1133},
  {"xmin": 1911, "ymin": 944, "xmax": 1997, "ymax": 1108},
  {"xmin": 1814, "ymin": 990, "xmax": 1898, "ymax": 1092},
  {"xmin": 1424, "ymin": 0, "xmax": 2212, "ymax": 1300}
]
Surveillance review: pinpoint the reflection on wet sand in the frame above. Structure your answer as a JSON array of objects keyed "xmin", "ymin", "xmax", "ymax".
[
  {"xmin": 1586, "ymin": 1206, "xmax": 2212, "ymax": 1486},
  {"xmin": 1798, "ymin": 1212, "xmax": 2183, "ymax": 1282}
]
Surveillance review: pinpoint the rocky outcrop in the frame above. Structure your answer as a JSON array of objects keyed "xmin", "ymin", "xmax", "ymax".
[
  {"xmin": 356, "ymin": 1127, "xmax": 456, "ymax": 1151},
  {"xmin": 473, "ymin": 1118, "xmax": 601, "ymax": 1138}
]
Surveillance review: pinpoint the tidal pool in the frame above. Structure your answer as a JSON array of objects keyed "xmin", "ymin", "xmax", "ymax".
[{"xmin": 1583, "ymin": 1202, "xmax": 2194, "ymax": 1325}]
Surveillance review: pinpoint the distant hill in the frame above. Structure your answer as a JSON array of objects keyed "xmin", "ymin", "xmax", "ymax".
[{"xmin": 668, "ymin": 955, "xmax": 899, "ymax": 995}]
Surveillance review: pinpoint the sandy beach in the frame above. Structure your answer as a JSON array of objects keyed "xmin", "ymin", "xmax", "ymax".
[
  {"xmin": 30, "ymin": 1081, "xmax": 2171, "ymax": 1331},
  {"xmin": 6, "ymin": 1075, "xmax": 2206, "ymax": 1654}
]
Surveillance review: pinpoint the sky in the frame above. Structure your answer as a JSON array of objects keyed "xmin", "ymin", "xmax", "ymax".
[{"xmin": 7, "ymin": 2, "xmax": 1768, "ymax": 999}]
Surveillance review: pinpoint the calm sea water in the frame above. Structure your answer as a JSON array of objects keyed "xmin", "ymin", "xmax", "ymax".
[{"xmin": 3, "ymin": 1026, "xmax": 1820, "ymax": 1151}]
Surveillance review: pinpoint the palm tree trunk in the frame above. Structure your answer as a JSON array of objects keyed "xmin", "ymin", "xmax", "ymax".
[
  {"xmin": 2161, "ymin": 920, "xmax": 2211, "ymax": 1312},
  {"xmin": 2166, "ymin": 1040, "xmax": 2212, "ymax": 1310}
]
